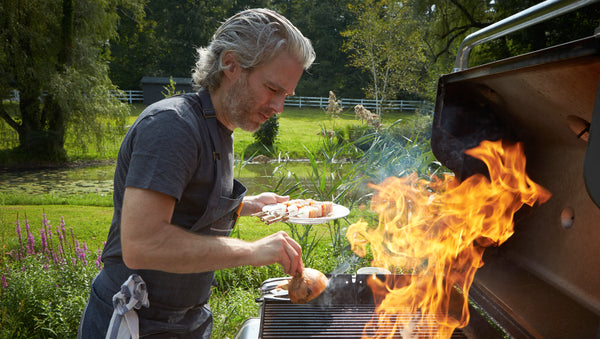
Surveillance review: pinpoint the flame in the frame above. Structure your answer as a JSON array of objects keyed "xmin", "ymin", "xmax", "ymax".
[{"xmin": 347, "ymin": 140, "xmax": 551, "ymax": 338}]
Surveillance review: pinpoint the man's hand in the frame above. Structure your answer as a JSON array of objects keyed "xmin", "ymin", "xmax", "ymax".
[
  {"xmin": 241, "ymin": 192, "xmax": 289, "ymax": 215},
  {"xmin": 249, "ymin": 231, "xmax": 303, "ymax": 275}
]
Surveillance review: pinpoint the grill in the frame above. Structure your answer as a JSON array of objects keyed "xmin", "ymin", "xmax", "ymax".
[
  {"xmin": 249, "ymin": 275, "xmax": 513, "ymax": 339},
  {"xmin": 256, "ymin": 275, "xmax": 474, "ymax": 338},
  {"xmin": 236, "ymin": 2, "xmax": 600, "ymax": 338}
]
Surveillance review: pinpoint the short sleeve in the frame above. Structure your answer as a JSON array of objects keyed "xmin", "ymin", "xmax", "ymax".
[{"xmin": 125, "ymin": 110, "xmax": 201, "ymax": 201}]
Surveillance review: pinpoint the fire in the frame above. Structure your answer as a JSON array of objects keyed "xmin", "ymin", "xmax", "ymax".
[{"xmin": 346, "ymin": 140, "xmax": 551, "ymax": 338}]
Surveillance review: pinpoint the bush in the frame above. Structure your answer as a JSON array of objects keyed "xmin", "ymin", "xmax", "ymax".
[
  {"xmin": 253, "ymin": 115, "xmax": 279, "ymax": 149},
  {"xmin": 0, "ymin": 214, "xmax": 103, "ymax": 338}
]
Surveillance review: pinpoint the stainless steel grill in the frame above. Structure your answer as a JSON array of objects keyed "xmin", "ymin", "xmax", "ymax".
[
  {"xmin": 251, "ymin": 275, "xmax": 512, "ymax": 339},
  {"xmin": 260, "ymin": 304, "xmax": 468, "ymax": 338}
]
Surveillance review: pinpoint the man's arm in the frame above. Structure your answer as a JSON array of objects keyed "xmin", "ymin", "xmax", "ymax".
[{"xmin": 120, "ymin": 187, "xmax": 303, "ymax": 275}]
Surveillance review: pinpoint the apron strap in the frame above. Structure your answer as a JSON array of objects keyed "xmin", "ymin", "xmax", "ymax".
[
  {"xmin": 188, "ymin": 89, "xmax": 225, "ymax": 222},
  {"xmin": 194, "ymin": 90, "xmax": 221, "ymax": 163}
]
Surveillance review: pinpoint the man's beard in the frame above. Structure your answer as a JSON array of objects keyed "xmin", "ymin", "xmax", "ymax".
[{"xmin": 223, "ymin": 72, "xmax": 263, "ymax": 132}]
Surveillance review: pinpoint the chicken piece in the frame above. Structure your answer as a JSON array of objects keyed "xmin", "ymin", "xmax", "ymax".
[{"xmin": 288, "ymin": 268, "xmax": 328, "ymax": 304}]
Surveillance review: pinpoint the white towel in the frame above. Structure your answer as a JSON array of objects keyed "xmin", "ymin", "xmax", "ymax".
[{"xmin": 105, "ymin": 274, "xmax": 150, "ymax": 339}]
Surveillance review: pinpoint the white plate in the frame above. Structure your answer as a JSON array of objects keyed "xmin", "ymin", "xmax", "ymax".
[{"xmin": 262, "ymin": 203, "xmax": 350, "ymax": 225}]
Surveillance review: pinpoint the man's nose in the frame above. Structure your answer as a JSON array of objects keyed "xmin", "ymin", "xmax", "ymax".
[{"xmin": 269, "ymin": 96, "xmax": 286, "ymax": 114}]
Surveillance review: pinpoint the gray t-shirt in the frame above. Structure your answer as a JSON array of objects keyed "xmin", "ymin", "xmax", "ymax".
[{"xmin": 102, "ymin": 93, "xmax": 234, "ymax": 261}]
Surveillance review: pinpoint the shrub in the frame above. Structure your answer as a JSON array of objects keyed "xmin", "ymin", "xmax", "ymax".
[{"xmin": 253, "ymin": 115, "xmax": 279, "ymax": 149}]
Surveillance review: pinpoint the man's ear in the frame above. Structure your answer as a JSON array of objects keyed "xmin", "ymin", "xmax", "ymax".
[{"xmin": 222, "ymin": 52, "xmax": 241, "ymax": 80}]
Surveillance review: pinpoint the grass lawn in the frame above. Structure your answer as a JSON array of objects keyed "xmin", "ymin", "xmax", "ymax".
[{"xmin": 234, "ymin": 106, "xmax": 421, "ymax": 159}]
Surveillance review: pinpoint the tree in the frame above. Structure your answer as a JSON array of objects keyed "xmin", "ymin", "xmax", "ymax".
[
  {"xmin": 109, "ymin": 0, "xmax": 234, "ymax": 90},
  {"xmin": 0, "ymin": 0, "xmax": 144, "ymax": 163},
  {"xmin": 268, "ymin": 0, "xmax": 364, "ymax": 98},
  {"xmin": 341, "ymin": 0, "xmax": 427, "ymax": 115},
  {"xmin": 413, "ymin": 0, "xmax": 600, "ymax": 96}
]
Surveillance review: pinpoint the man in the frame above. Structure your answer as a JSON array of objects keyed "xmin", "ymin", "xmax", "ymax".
[{"xmin": 78, "ymin": 8, "xmax": 315, "ymax": 338}]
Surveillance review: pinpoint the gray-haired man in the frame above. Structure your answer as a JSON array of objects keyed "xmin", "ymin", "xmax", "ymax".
[{"xmin": 78, "ymin": 8, "xmax": 315, "ymax": 338}]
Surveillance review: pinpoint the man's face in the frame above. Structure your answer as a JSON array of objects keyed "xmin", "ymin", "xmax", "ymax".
[{"xmin": 223, "ymin": 51, "xmax": 304, "ymax": 132}]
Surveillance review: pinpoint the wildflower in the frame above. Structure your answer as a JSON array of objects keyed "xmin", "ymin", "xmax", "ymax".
[
  {"xmin": 40, "ymin": 228, "xmax": 48, "ymax": 254},
  {"xmin": 25, "ymin": 219, "xmax": 35, "ymax": 255},
  {"xmin": 1, "ymin": 274, "xmax": 7, "ymax": 289},
  {"xmin": 354, "ymin": 104, "xmax": 382, "ymax": 130},
  {"xmin": 326, "ymin": 91, "xmax": 342, "ymax": 119},
  {"xmin": 60, "ymin": 217, "xmax": 66, "ymax": 234},
  {"xmin": 76, "ymin": 241, "xmax": 89, "ymax": 266},
  {"xmin": 95, "ymin": 248, "xmax": 103, "ymax": 270},
  {"xmin": 15, "ymin": 219, "xmax": 23, "ymax": 260}
]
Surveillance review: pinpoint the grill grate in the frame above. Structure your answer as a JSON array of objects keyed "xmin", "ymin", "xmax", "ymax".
[{"xmin": 260, "ymin": 303, "xmax": 468, "ymax": 338}]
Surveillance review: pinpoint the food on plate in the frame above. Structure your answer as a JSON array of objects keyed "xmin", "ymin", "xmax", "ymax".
[
  {"xmin": 271, "ymin": 199, "xmax": 334, "ymax": 218},
  {"xmin": 288, "ymin": 267, "xmax": 328, "ymax": 304}
]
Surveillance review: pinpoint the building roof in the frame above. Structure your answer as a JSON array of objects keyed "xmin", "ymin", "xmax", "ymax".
[{"xmin": 140, "ymin": 76, "xmax": 193, "ymax": 85}]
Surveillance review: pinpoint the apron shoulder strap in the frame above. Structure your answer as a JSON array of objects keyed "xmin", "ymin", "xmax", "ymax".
[{"xmin": 188, "ymin": 89, "xmax": 220, "ymax": 162}]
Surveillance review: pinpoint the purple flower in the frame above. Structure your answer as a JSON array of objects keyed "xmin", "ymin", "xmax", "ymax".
[
  {"xmin": 1, "ymin": 274, "xmax": 7, "ymax": 289},
  {"xmin": 14, "ymin": 219, "xmax": 25, "ymax": 260},
  {"xmin": 40, "ymin": 228, "xmax": 48, "ymax": 253},
  {"xmin": 25, "ymin": 219, "xmax": 35, "ymax": 255},
  {"xmin": 95, "ymin": 248, "xmax": 103, "ymax": 270},
  {"xmin": 16, "ymin": 220, "xmax": 22, "ymax": 241}
]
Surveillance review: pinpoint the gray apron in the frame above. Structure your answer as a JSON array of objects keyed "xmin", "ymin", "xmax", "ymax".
[{"xmin": 80, "ymin": 89, "xmax": 247, "ymax": 338}]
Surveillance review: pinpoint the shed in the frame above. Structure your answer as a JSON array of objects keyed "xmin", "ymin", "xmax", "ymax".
[{"xmin": 140, "ymin": 76, "xmax": 194, "ymax": 105}]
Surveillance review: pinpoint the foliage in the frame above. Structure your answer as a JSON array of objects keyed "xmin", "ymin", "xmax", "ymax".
[
  {"xmin": 252, "ymin": 115, "xmax": 280, "ymax": 154},
  {"xmin": 109, "ymin": 0, "xmax": 233, "ymax": 89},
  {"xmin": 0, "ymin": 0, "xmax": 142, "ymax": 163},
  {"xmin": 342, "ymin": 0, "xmax": 428, "ymax": 115},
  {"xmin": 161, "ymin": 77, "xmax": 183, "ymax": 98},
  {"xmin": 0, "ymin": 213, "xmax": 103, "ymax": 338}
]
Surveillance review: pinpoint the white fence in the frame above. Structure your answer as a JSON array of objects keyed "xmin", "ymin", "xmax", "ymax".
[
  {"xmin": 284, "ymin": 96, "xmax": 433, "ymax": 113},
  {"xmin": 7, "ymin": 89, "xmax": 434, "ymax": 114},
  {"xmin": 6, "ymin": 89, "xmax": 144, "ymax": 104},
  {"xmin": 114, "ymin": 90, "xmax": 144, "ymax": 103}
]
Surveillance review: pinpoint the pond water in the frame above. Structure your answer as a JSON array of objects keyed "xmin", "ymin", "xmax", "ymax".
[{"xmin": 0, "ymin": 161, "xmax": 329, "ymax": 197}]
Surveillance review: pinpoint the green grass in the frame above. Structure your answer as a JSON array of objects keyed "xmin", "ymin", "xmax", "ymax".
[
  {"xmin": 235, "ymin": 106, "xmax": 419, "ymax": 159},
  {"xmin": 0, "ymin": 205, "xmax": 112, "ymax": 251}
]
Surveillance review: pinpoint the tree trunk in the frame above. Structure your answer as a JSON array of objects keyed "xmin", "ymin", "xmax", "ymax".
[
  {"xmin": 16, "ymin": 89, "xmax": 67, "ymax": 162},
  {"xmin": 7, "ymin": 0, "xmax": 73, "ymax": 163}
]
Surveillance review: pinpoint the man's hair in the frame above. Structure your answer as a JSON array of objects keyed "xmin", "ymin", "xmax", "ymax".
[{"xmin": 192, "ymin": 8, "xmax": 315, "ymax": 90}]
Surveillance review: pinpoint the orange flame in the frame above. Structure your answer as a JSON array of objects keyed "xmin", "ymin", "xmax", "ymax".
[{"xmin": 346, "ymin": 140, "xmax": 551, "ymax": 338}]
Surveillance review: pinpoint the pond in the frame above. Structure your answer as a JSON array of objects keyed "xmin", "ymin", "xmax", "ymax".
[{"xmin": 0, "ymin": 160, "xmax": 348, "ymax": 198}]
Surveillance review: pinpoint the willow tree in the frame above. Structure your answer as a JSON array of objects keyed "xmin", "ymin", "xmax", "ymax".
[
  {"xmin": 0, "ymin": 0, "xmax": 144, "ymax": 163},
  {"xmin": 341, "ymin": 0, "xmax": 427, "ymax": 115}
]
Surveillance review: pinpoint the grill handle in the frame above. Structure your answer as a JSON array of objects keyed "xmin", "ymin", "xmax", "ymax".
[{"xmin": 454, "ymin": 0, "xmax": 599, "ymax": 71}]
